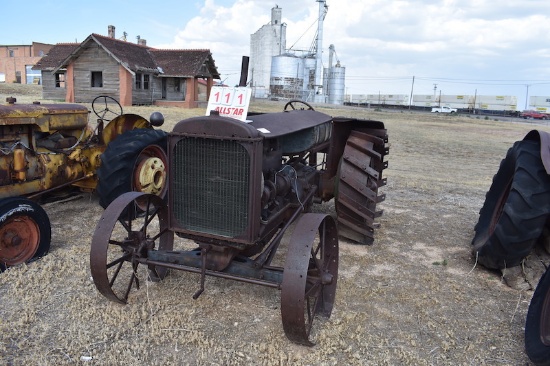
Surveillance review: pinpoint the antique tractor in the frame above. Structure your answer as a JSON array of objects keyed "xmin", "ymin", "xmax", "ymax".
[
  {"xmin": 471, "ymin": 130, "xmax": 550, "ymax": 365},
  {"xmin": 0, "ymin": 96, "xmax": 168, "ymax": 271},
  {"xmin": 90, "ymin": 100, "xmax": 389, "ymax": 345}
]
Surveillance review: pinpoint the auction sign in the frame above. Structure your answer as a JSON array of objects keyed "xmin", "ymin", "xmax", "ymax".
[{"xmin": 206, "ymin": 86, "xmax": 252, "ymax": 122}]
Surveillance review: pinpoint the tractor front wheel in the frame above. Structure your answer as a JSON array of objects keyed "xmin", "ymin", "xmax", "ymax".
[
  {"xmin": 0, "ymin": 197, "xmax": 51, "ymax": 271},
  {"xmin": 472, "ymin": 140, "xmax": 550, "ymax": 269},
  {"xmin": 96, "ymin": 129, "xmax": 168, "ymax": 211}
]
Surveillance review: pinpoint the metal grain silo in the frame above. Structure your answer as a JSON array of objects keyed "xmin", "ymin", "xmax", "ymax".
[
  {"xmin": 269, "ymin": 55, "xmax": 304, "ymax": 99},
  {"xmin": 324, "ymin": 64, "xmax": 346, "ymax": 105}
]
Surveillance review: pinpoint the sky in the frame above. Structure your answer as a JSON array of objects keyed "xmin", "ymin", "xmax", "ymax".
[{"xmin": 3, "ymin": 0, "xmax": 550, "ymax": 109}]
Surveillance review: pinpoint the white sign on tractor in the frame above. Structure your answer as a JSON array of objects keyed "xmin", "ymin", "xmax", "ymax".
[{"xmin": 206, "ymin": 86, "xmax": 251, "ymax": 122}]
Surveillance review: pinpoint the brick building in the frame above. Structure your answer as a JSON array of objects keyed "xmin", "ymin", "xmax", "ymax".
[{"xmin": 0, "ymin": 42, "xmax": 54, "ymax": 84}]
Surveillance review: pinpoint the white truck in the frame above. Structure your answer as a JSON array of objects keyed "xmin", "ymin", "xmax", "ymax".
[{"xmin": 431, "ymin": 106, "xmax": 458, "ymax": 114}]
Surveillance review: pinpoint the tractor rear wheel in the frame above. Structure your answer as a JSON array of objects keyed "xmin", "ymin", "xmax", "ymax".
[
  {"xmin": 97, "ymin": 129, "xmax": 168, "ymax": 211},
  {"xmin": 0, "ymin": 197, "xmax": 51, "ymax": 271},
  {"xmin": 472, "ymin": 140, "xmax": 550, "ymax": 269},
  {"xmin": 525, "ymin": 265, "xmax": 550, "ymax": 366},
  {"xmin": 335, "ymin": 130, "xmax": 387, "ymax": 244}
]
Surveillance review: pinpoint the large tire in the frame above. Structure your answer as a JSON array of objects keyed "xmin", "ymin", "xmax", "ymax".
[
  {"xmin": 96, "ymin": 129, "xmax": 168, "ymax": 209},
  {"xmin": 525, "ymin": 265, "xmax": 550, "ymax": 366},
  {"xmin": 0, "ymin": 197, "xmax": 51, "ymax": 271},
  {"xmin": 472, "ymin": 140, "xmax": 550, "ymax": 269}
]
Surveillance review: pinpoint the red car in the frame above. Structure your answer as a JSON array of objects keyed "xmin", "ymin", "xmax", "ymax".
[{"xmin": 521, "ymin": 110, "xmax": 549, "ymax": 120}]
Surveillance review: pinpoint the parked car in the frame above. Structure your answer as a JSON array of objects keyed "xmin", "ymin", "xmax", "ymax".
[
  {"xmin": 521, "ymin": 110, "xmax": 549, "ymax": 120},
  {"xmin": 431, "ymin": 106, "xmax": 458, "ymax": 114}
]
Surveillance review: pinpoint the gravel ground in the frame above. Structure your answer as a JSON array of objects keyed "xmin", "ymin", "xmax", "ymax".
[{"xmin": 0, "ymin": 85, "xmax": 548, "ymax": 365}]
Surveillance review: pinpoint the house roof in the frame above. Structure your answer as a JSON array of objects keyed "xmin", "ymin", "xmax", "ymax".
[
  {"xmin": 32, "ymin": 43, "xmax": 79, "ymax": 71},
  {"xmin": 88, "ymin": 34, "xmax": 159, "ymax": 72},
  {"xmin": 34, "ymin": 34, "xmax": 220, "ymax": 79},
  {"xmin": 150, "ymin": 49, "xmax": 220, "ymax": 78}
]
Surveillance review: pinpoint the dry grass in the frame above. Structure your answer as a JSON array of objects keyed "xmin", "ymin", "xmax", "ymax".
[{"xmin": 0, "ymin": 84, "xmax": 548, "ymax": 364}]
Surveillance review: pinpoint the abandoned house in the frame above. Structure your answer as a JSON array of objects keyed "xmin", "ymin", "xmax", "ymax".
[{"xmin": 33, "ymin": 26, "xmax": 220, "ymax": 108}]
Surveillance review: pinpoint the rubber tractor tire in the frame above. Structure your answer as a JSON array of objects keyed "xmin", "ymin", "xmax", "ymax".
[
  {"xmin": 0, "ymin": 197, "xmax": 51, "ymax": 272},
  {"xmin": 96, "ymin": 129, "xmax": 168, "ymax": 210},
  {"xmin": 525, "ymin": 265, "xmax": 550, "ymax": 366},
  {"xmin": 472, "ymin": 140, "xmax": 550, "ymax": 269}
]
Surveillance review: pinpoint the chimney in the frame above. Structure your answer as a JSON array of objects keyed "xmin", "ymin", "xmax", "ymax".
[{"xmin": 108, "ymin": 25, "xmax": 115, "ymax": 38}]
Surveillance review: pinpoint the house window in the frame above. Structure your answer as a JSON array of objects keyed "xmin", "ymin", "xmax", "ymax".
[
  {"xmin": 175, "ymin": 78, "xmax": 180, "ymax": 92},
  {"xmin": 26, "ymin": 65, "xmax": 42, "ymax": 85},
  {"xmin": 55, "ymin": 72, "xmax": 66, "ymax": 88},
  {"xmin": 8, "ymin": 49, "xmax": 14, "ymax": 57},
  {"xmin": 143, "ymin": 74, "xmax": 150, "ymax": 90},
  {"xmin": 91, "ymin": 71, "xmax": 103, "ymax": 87},
  {"xmin": 135, "ymin": 73, "xmax": 142, "ymax": 89}
]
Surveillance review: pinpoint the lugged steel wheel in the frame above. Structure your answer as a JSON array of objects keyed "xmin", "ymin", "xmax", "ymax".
[
  {"xmin": 90, "ymin": 192, "xmax": 173, "ymax": 304},
  {"xmin": 525, "ymin": 265, "xmax": 550, "ymax": 366},
  {"xmin": 472, "ymin": 140, "xmax": 550, "ymax": 269},
  {"xmin": 335, "ymin": 130, "xmax": 387, "ymax": 244},
  {"xmin": 281, "ymin": 213, "xmax": 338, "ymax": 346}
]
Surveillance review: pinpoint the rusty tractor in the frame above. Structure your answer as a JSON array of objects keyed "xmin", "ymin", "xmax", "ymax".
[
  {"xmin": 0, "ymin": 96, "xmax": 168, "ymax": 271},
  {"xmin": 90, "ymin": 99, "xmax": 389, "ymax": 345},
  {"xmin": 471, "ymin": 130, "xmax": 550, "ymax": 365}
]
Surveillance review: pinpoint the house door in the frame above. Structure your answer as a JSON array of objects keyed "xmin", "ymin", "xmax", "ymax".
[{"xmin": 162, "ymin": 78, "xmax": 167, "ymax": 99}]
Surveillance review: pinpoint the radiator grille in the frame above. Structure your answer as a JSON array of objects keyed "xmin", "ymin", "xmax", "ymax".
[{"xmin": 172, "ymin": 138, "xmax": 250, "ymax": 237}]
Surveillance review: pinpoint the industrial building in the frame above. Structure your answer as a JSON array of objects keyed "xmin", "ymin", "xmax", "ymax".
[
  {"xmin": 0, "ymin": 42, "xmax": 54, "ymax": 84},
  {"xmin": 249, "ymin": 1, "xmax": 346, "ymax": 105}
]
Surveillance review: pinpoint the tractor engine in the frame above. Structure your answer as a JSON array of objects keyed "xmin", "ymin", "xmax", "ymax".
[
  {"xmin": 0, "ymin": 101, "xmax": 98, "ymax": 198},
  {"xmin": 260, "ymin": 142, "xmax": 318, "ymax": 222}
]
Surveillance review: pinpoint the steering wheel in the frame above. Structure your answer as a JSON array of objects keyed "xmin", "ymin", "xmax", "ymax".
[
  {"xmin": 92, "ymin": 96, "xmax": 123, "ymax": 122},
  {"xmin": 284, "ymin": 100, "xmax": 315, "ymax": 111}
]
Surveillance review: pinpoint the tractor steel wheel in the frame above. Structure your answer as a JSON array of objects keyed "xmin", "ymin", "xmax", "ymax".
[
  {"xmin": 0, "ymin": 197, "xmax": 51, "ymax": 271},
  {"xmin": 472, "ymin": 140, "xmax": 550, "ymax": 269},
  {"xmin": 97, "ymin": 128, "xmax": 168, "ymax": 212},
  {"xmin": 90, "ymin": 192, "xmax": 173, "ymax": 304},
  {"xmin": 525, "ymin": 265, "xmax": 550, "ymax": 366},
  {"xmin": 335, "ymin": 130, "xmax": 387, "ymax": 244},
  {"xmin": 281, "ymin": 213, "xmax": 338, "ymax": 346}
]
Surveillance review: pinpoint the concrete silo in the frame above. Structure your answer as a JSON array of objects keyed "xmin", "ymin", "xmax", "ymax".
[{"xmin": 249, "ymin": 6, "xmax": 287, "ymax": 98}]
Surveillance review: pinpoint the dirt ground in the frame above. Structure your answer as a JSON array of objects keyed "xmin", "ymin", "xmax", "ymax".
[{"xmin": 0, "ymin": 84, "xmax": 548, "ymax": 365}]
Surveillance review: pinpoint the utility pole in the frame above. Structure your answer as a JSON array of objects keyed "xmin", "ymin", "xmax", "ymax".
[
  {"xmin": 433, "ymin": 83, "xmax": 437, "ymax": 98},
  {"xmin": 525, "ymin": 84, "xmax": 530, "ymax": 110},
  {"xmin": 409, "ymin": 76, "xmax": 415, "ymax": 110}
]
